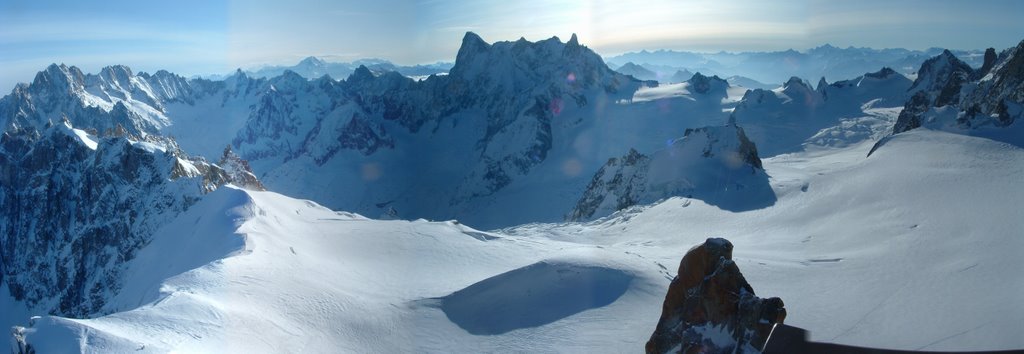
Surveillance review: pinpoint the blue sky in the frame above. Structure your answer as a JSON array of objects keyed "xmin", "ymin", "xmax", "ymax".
[{"xmin": 1, "ymin": 0, "xmax": 1023, "ymax": 90}]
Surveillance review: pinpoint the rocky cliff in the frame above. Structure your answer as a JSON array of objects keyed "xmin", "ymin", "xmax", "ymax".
[
  {"xmin": 0, "ymin": 121, "xmax": 259, "ymax": 318},
  {"xmin": 646, "ymin": 238, "xmax": 786, "ymax": 354}
]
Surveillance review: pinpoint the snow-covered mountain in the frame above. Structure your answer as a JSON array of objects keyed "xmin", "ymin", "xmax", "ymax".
[
  {"xmin": 569, "ymin": 122, "xmax": 771, "ymax": 221},
  {"xmin": 0, "ymin": 63, "xmax": 269, "ymax": 160},
  {"xmin": 881, "ymin": 41, "xmax": 1024, "ymax": 148},
  {"xmin": 0, "ymin": 120, "xmax": 260, "ymax": 323},
  {"xmin": 0, "ymin": 64, "xmax": 175, "ymax": 137}
]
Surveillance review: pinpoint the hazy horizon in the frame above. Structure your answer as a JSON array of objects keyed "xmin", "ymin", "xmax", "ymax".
[{"xmin": 2, "ymin": 0, "xmax": 1023, "ymax": 90}]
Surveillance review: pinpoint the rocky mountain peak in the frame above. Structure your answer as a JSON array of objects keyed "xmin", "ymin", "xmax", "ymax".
[
  {"xmin": 218, "ymin": 145, "xmax": 266, "ymax": 191},
  {"xmin": 31, "ymin": 64, "xmax": 86, "ymax": 95},
  {"xmin": 908, "ymin": 49, "xmax": 973, "ymax": 96},
  {"xmin": 298, "ymin": 56, "xmax": 326, "ymax": 67},
  {"xmin": 784, "ymin": 76, "xmax": 811, "ymax": 91},
  {"xmin": 567, "ymin": 33, "xmax": 580, "ymax": 47},
  {"xmin": 346, "ymin": 65, "xmax": 377, "ymax": 84},
  {"xmin": 99, "ymin": 64, "xmax": 135, "ymax": 87},
  {"xmin": 646, "ymin": 238, "xmax": 786, "ymax": 353},
  {"xmin": 877, "ymin": 41, "xmax": 1023, "ymax": 153},
  {"xmin": 448, "ymin": 31, "xmax": 619, "ymax": 91},
  {"xmin": 864, "ymin": 67, "xmax": 897, "ymax": 79},
  {"xmin": 453, "ymin": 32, "xmax": 491, "ymax": 72},
  {"xmin": 686, "ymin": 72, "xmax": 729, "ymax": 95}
]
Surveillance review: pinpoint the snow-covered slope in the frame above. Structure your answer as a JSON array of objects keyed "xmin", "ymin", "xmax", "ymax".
[{"xmin": 12, "ymin": 127, "xmax": 1024, "ymax": 352}]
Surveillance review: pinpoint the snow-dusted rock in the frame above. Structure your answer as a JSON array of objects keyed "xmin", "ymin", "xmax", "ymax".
[
  {"xmin": 877, "ymin": 41, "xmax": 1024, "ymax": 155},
  {"xmin": 0, "ymin": 121, "xmax": 258, "ymax": 318},
  {"xmin": 569, "ymin": 122, "xmax": 770, "ymax": 221},
  {"xmin": 646, "ymin": 238, "xmax": 785, "ymax": 354}
]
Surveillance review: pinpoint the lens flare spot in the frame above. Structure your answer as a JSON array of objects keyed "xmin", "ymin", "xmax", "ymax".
[
  {"xmin": 573, "ymin": 133, "xmax": 594, "ymax": 156},
  {"xmin": 550, "ymin": 97, "xmax": 565, "ymax": 116},
  {"xmin": 361, "ymin": 163, "xmax": 382, "ymax": 181},
  {"xmin": 566, "ymin": 72, "xmax": 576, "ymax": 83},
  {"xmin": 562, "ymin": 158, "xmax": 583, "ymax": 177}
]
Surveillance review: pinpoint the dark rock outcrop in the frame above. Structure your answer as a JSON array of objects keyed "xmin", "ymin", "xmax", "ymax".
[
  {"xmin": 686, "ymin": 72, "xmax": 729, "ymax": 96},
  {"xmin": 218, "ymin": 145, "xmax": 266, "ymax": 190},
  {"xmin": 646, "ymin": 238, "xmax": 786, "ymax": 354}
]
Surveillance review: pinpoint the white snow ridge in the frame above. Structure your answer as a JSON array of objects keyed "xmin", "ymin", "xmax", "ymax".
[{"xmin": 2, "ymin": 33, "xmax": 1024, "ymax": 353}]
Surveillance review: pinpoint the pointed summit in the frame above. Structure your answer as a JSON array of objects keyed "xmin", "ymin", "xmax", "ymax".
[
  {"xmin": 687, "ymin": 72, "xmax": 729, "ymax": 95},
  {"xmin": 346, "ymin": 65, "xmax": 376, "ymax": 84},
  {"xmin": 298, "ymin": 56, "xmax": 325, "ymax": 67},
  {"xmin": 784, "ymin": 76, "xmax": 810, "ymax": 90},
  {"xmin": 909, "ymin": 49, "xmax": 973, "ymax": 95},
  {"xmin": 100, "ymin": 65, "xmax": 134, "ymax": 86},
  {"xmin": 461, "ymin": 32, "xmax": 489, "ymax": 51},
  {"xmin": 31, "ymin": 63, "xmax": 85, "ymax": 94},
  {"xmin": 974, "ymin": 48, "xmax": 998, "ymax": 79},
  {"xmin": 452, "ymin": 32, "xmax": 492, "ymax": 76},
  {"xmin": 567, "ymin": 33, "xmax": 579, "ymax": 47}
]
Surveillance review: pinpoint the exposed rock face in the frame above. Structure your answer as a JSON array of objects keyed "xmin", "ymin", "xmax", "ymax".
[
  {"xmin": 0, "ymin": 122, "xmax": 258, "ymax": 318},
  {"xmin": 218, "ymin": 145, "xmax": 266, "ymax": 191},
  {"xmin": 646, "ymin": 238, "xmax": 786, "ymax": 354},
  {"xmin": 890, "ymin": 41, "xmax": 1024, "ymax": 136},
  {"xmin": 568, "ymin": 148, "xmax": 650, "ymax": 221},
  {"xmin": 568, "ymin": 123, "xmax": 772, "ymax": 221},
  {"xmin": 974, "ymin": 47, "xmax": 998, "ymax": 80},
  {"xmin": 685, "ymin": 72, "xmax": 729, "ymax": 96}
]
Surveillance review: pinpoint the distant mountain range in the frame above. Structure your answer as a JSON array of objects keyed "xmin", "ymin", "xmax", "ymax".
[
  {"xmin": 205, "ymin": 57, "xmax": 453, "ymax": 81},
  {"xmin": 605, "ymin": 45, "xmax": 988, "ymax": 86}
]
